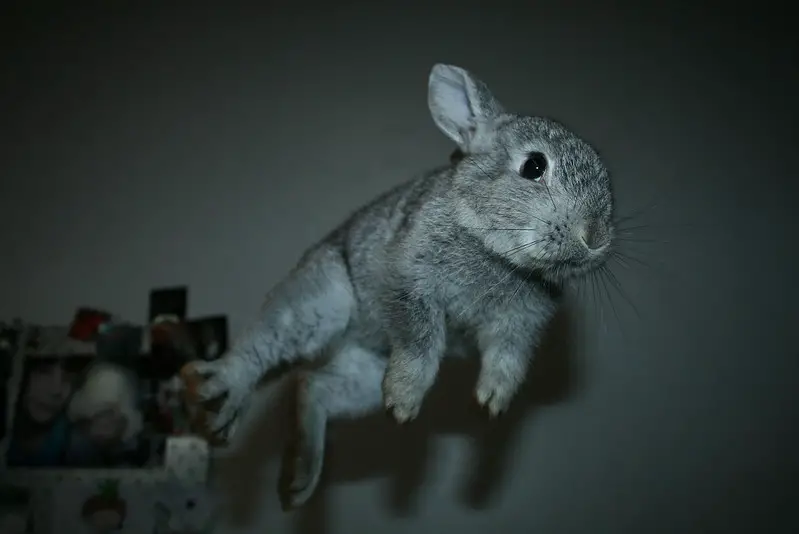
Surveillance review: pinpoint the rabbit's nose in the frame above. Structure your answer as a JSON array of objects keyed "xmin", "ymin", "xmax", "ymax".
[{"xmin": 580, "ymin": 220, "xmax": 609, "ymax": 250}]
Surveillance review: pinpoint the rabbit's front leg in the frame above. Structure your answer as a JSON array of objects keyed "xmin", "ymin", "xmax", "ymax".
[
  {"xmin": 474, "ymin": 318, "xmax": 541, "ymax": 417},
  {"xmin": 382, "ymin": 290, "xmax": 447, "ymax": 424}
]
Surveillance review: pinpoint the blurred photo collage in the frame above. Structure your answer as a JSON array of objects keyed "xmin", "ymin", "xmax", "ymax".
[{"xmin": 0, "ymin": 286, "xmax": 228, "ymax": 470}]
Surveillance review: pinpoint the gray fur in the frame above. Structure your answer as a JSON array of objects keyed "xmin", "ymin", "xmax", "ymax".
[{"xmin": 191, "ymin": 63, "xmax": 614, "ymax": 508}]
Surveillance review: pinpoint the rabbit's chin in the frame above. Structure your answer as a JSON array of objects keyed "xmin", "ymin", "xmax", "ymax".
[{"xmin": 526, "ymin": 253, "xmax": 611, "ymax": 285}]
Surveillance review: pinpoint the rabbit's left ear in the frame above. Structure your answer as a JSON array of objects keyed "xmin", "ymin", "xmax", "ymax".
[{"xmin": 428, "ymin": 64, "xmax": 504, "ymax": 152}]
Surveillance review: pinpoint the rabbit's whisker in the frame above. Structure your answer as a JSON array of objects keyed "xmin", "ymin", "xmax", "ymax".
[
  {"xmin": 610, "ymin": 253, "xmax": 632, "ymax": 270},
  {"xmin": 464, "ymin": 226, "xmax": 544, "ymax": 232},
  {"xmin": 613, "ymin": 236, "xmax": 669, "ymax": 244},
  {"xmin": 615, "ymin": 223, "xmax": 654, "ymax": 233},
  {"xmin": 587, "ymin": 267, "xmax": 605, "ymax": 333},
  {"xmin": 610, "ymin": 249, "xmax": 651, "ymax": 269},
  {"xmin": 456, "ymin": 240, "xmax": 553, "ymax": 320},
  {"xmin": 600, "ymin": 264, "xmax": 640, "ymax": 320},
  {"xmin": 501, "ymin": 238, "xmax": 547, "ymax": 257},
  {"xmin": 613, "ymin": 200, "xmax": 659, "ymax": 227}
]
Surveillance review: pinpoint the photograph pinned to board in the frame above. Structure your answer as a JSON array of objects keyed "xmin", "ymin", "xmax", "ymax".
[
  {"xmin": 3, "ymin": 301, "xmax": 221, "ymax": 473},
  {"xmin": 148, "ymin": 286, "xmax": 189, "ymax": 325},
  {"xmin": 1, "ymin": 288, "xmax": 218, "ymax": 481},
  {"xmin": 144, "ymin": 285, "xmax": 194, "ymax": 440},
  {"xmin": 2, "ymin": 324, "xmax": 158, "ymax": 469}
]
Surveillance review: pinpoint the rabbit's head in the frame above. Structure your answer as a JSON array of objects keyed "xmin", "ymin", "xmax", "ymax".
[{"xmin": 430, "ymin": 64, "xmax": 614, "ymax": 282}]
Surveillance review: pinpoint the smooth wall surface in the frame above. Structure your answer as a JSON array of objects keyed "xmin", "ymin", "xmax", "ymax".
[{"xmin": 2, "ymin": 2, "xmax": 797, "ymax": 533}]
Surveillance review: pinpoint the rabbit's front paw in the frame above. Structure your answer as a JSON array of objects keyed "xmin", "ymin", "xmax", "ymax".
[
  {"xmin": 475, "ymin": 366, "xmax": 520, "ymax": 418},
  {"xmin": 186, "ymin": 357, "xmax": 252, "ymax": 436},
  {"xmin": 382, "ymin": 355, "xmax": 436, "ymax": 424}
]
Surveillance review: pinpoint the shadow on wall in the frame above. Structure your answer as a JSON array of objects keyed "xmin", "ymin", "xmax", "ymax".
[{"xmin": 215, "ymin": 303, "xmax": 579, "ymax": 534}]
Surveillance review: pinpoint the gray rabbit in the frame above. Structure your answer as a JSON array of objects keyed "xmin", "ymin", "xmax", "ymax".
[{"xmin": 191, "ymin": 63, "xmax": 614, "ymax": 508}]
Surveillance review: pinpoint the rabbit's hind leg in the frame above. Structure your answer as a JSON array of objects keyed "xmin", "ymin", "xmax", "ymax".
[{"xmin": 281, "ymin": 343, "xmax": 386, "ymax": 509}]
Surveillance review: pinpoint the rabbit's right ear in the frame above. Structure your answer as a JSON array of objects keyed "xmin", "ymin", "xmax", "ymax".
[{"xmin": 428, "ymin": 64, "xmax": 504, "ymax": 152}]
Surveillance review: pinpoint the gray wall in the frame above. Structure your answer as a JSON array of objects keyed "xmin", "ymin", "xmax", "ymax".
[{"xmin": 2, "ymin": 2, "xmax": 797, "ymax": 533}]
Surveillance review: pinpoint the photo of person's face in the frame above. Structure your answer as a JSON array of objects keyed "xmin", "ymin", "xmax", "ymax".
[
  {"xmin": 23, "ymin": 360, "xmax": 77, "ymax": 424},
  {"xmin": 85, "ymin": 408, "xmax": 128, "ymax": 444}
]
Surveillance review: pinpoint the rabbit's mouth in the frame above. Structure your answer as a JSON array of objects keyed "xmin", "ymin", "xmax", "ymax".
[{"xmin": 542, "ymin": 252, "xmax": 609, "ymax": 281}]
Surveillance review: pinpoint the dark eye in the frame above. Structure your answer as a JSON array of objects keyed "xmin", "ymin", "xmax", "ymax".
[
  {"xmin": 520, "ymin": 152, "xmax": 547, "ymax": 182},
  {"xmin": 186, "ymin": 499, "xmax": 196, "ymax": 509}
]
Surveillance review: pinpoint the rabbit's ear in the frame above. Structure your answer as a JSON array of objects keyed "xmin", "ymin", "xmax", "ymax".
[{"xmin": 428, "ymin": 64, "xmax": 504, "ymax": 152}]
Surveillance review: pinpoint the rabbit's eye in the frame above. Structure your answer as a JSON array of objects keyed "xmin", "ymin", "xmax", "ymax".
[
  {"xmin": 520, "ymin": 152, "xmax": 547, "ymax": 182},
  {"xmin": 186, "ymin": 499, "xmax": 196, "ymax": 509}
]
